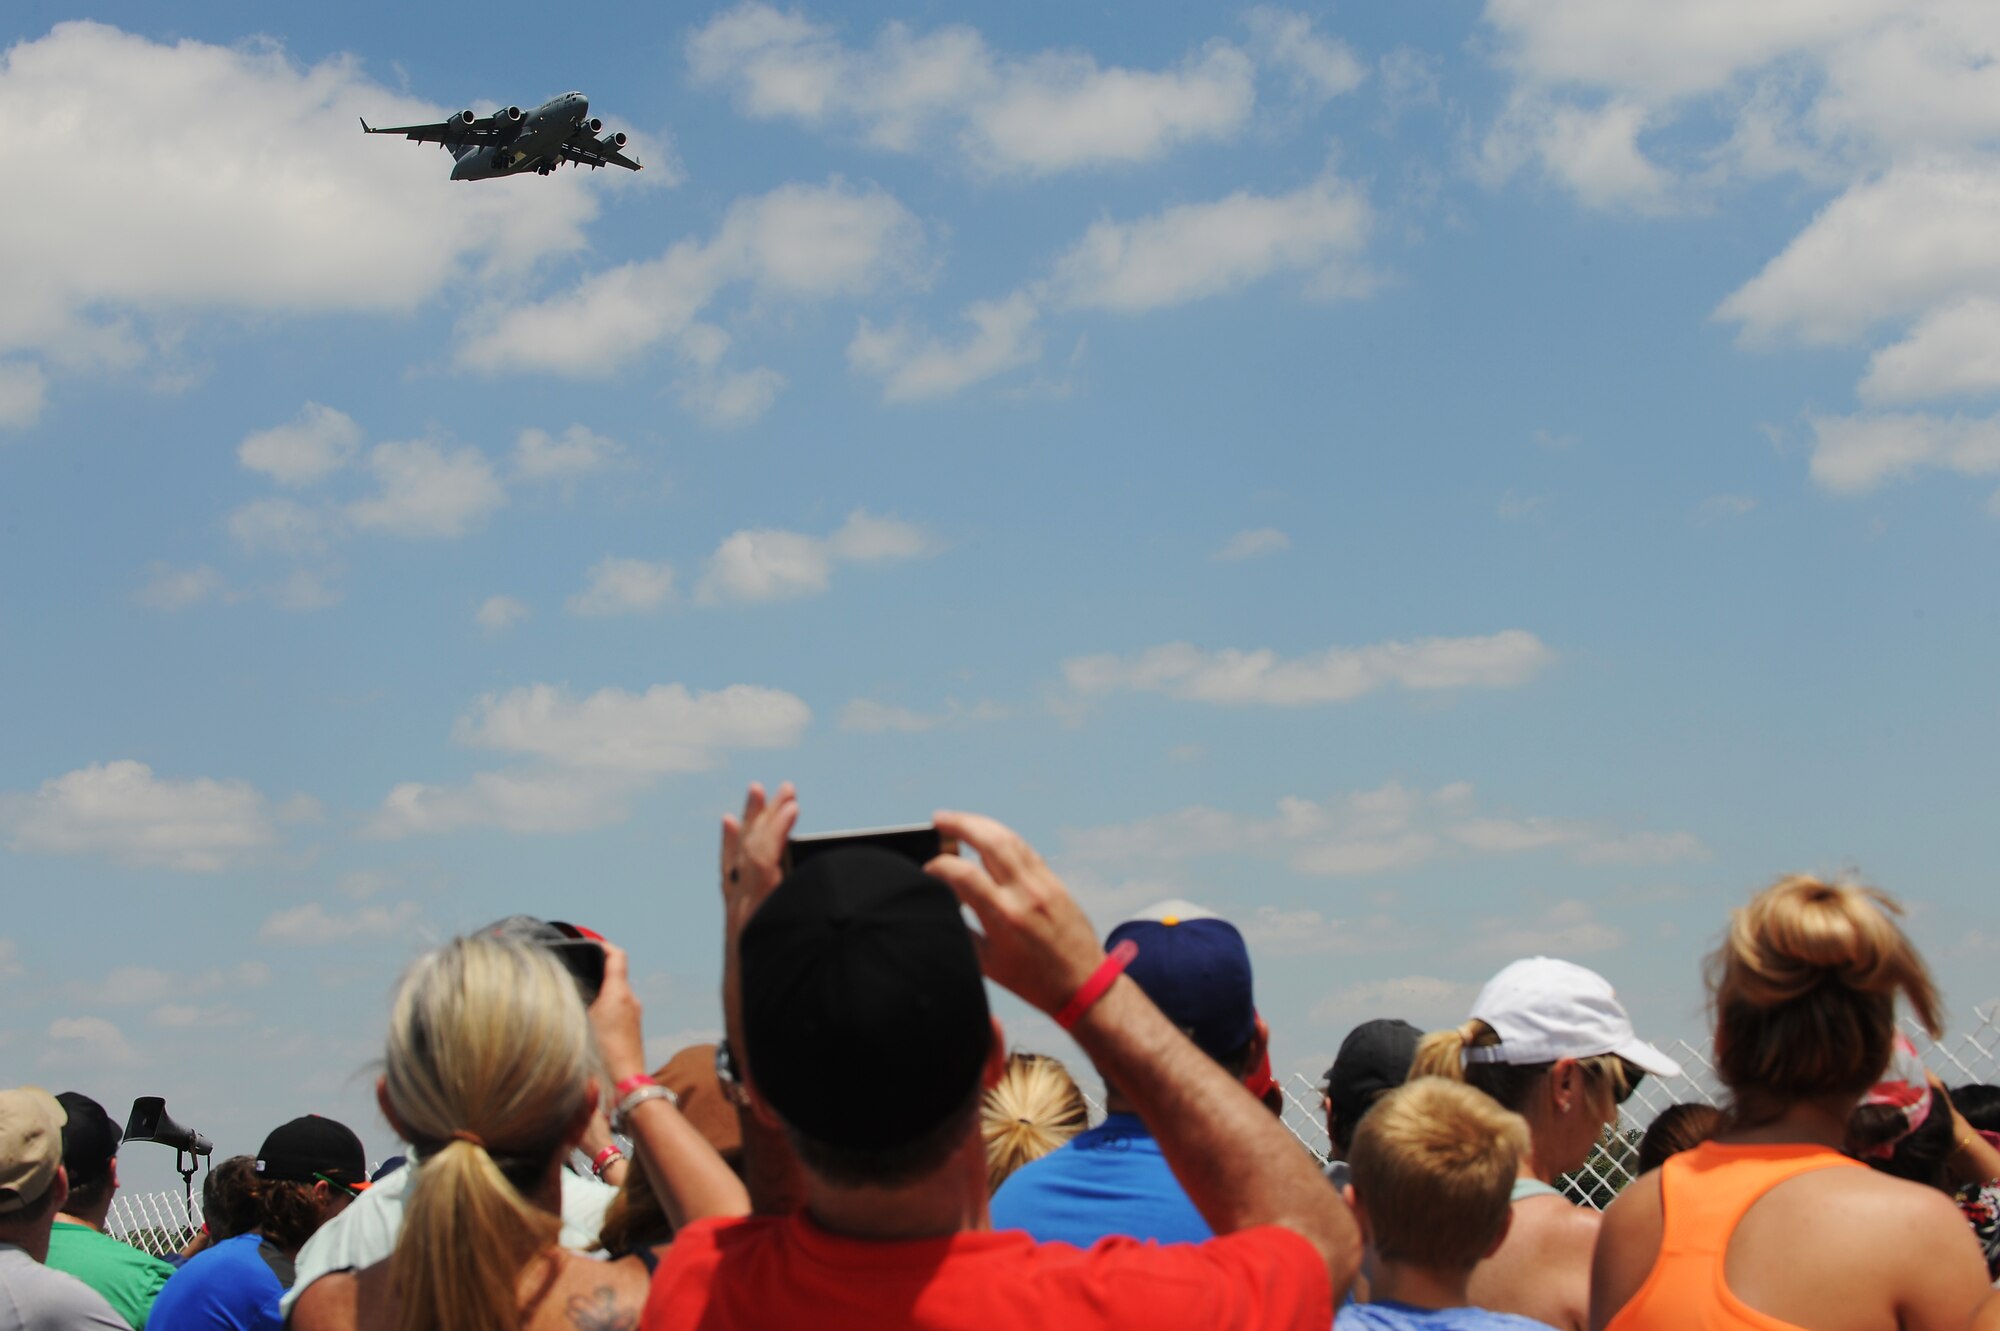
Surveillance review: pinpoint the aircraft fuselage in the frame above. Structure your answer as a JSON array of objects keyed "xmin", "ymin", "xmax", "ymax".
[{"xmin": 451, "ymin": 92, "xmax": 590, "ymax": 180}]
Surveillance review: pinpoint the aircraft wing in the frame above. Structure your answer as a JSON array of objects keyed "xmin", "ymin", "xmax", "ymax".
[
  {"xmin": 359, "ymin": 113, "xmax": 507, "ymax": 147},
  {"xmin": 557, "ymin": 132, "xmax": 643, "ymax": 172}
]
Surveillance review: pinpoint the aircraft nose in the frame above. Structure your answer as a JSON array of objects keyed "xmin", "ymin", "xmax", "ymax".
[{"xmin": 574, "ymin": 94, "xmax": 588, "ymax": 116}]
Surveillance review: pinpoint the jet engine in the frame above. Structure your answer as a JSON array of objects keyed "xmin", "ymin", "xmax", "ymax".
[
  {"xmin": 597, "ymin": 130, "xmax": 628, "ymax": 152},
  {"xmin": 501, "ymin": 105, "xmax": 524, "ymax": 123},
  {"xmin": 584, "ymin": 117, "xmax": 605, "ymax": 135},
  {"xmin": 454, "ymin": 109, "xmax": 476, "ymax": 125}
]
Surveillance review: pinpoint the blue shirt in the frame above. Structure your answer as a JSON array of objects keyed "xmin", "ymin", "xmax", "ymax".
[
  {"xmin": 989, "ymin": 1113, "xmax": 1211, "ymax": 1247},
  {"xmin": 1338, "ymin": 1300, "xmax": 1555, "ymax": 1331},
  {"xmin": 146, "ymin": 1234, "xmax": 290, "ymax": 1331}
]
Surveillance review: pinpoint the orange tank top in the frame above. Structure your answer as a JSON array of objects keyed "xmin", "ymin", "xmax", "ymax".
[{"xmin": 1604, "ymin": 1141, "xmax": 1864, "ymax": 1331}]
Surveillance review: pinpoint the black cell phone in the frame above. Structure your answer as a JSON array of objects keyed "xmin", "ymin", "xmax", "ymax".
[{"xmin": 784, "ymin": 824, "xmax": 958, "ymax": 874}]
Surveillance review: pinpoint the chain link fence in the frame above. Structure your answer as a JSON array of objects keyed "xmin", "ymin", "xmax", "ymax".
[
  {"xmin": 106, "ymin": 1190, "xmax": 198, "ymax": 1257},
  {"xmin": 1282, "ymin": 1001, "xmax": 2000, "ymax": 1209},
  {"xmin": 105, "ymin": 1003, "xmax": 2000, "ymax": 1252}
]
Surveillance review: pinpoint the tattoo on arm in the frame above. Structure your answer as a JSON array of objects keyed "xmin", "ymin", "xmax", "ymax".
[{"xmin": 565, "ymin": 1287, "xmax": 638, "ymax": 1331}]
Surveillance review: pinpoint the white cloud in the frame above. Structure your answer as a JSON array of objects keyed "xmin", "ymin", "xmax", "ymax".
[
  {"xmin": 514, "ymin": 424, "xmax": 620, "ymax": 480},
  {"xmin": 228, "ymin": 497, "xmax": 336, "ymax": 557},
  {"xmin": 475, "ymin": 594, "xmax": 531, "ymax": 632},
  {"xmin": 1237, "ymin": 906, "xmax": 1418, "ymax": 958},
  {"xmin": 453, "ymin": 682, "xmax": 812, "ymax": 773},
  {"xmin": 1807, "ymin": 412, "xmax": 2000, "ymax": 494},
  {"xmin": 697, "ymin": 510, "xmax": 930, "ymax": 603},
  {"xmin": 346, "ymin": 439, "xmax": 506, "ymax": 539},
  {"xmin": 1213, "ymin": 527, "xmax": 1291, "ymax": 561},
  {"xmin": 679, "ymin": 365, "xmax": 787, "ymax": 426},
  {"xmin": 258, "ymin": 899, "xmax": 422, "ymax": 945},
  {"xmin": 849, "ymin": 291, "xmax": 1041, "ymax": 402},
  {"xmin": 1717, "ymin": 163, "xmax": 2000, "ymax": 348},
  {"xmin": 364, "ymin": 768, "xmax": 643, "ymax": 839},
  {"xmin": 148, "ymin": 1003, "xmax": 252, "ymax": 1029},
  {"xmin": 135, "ymin": 563, "xmax": 226, "ymax": 611},
  {"xmin": 1860, "ymin": 297, "xmax": 2000, "ymax": 404},
  {"xmin": 455, "ymin": 179, "xmax": 924, "ymax": 382},
  {"xmin": 1312, "ymin": 975, "xmax": 1477, "ymax": 1029},
  {"xmin": 1062, "ymin": 781, "xmax": 1703, "ymax": 882},
  {"xmin": 1695, "ymin": 493, "xmax": 1757, "ymax": 522},
  {"xmin": 88, "ymin": 961, "xmax": 269, "ymax": 1007},
  {"xmin": 273, "ymin": 566, "xmax": 343, "ymax": 611},
  {"xmin": 839, "ymin": 698, "xmax": 1008, "ymax": 733},
  {"xmin": 0, "ymin": 23, "xmax": 602, "ymax": 390},
  {"xmin": 1477, "ymin": 87, "xmax": 1676, "ymax": 214},
  {"xmin": 0, "ymin": 360, "xmax": 46, "ymax": 428},
  {"xmin": 568, "ymin": 557, "xmax": 676, "ymax": 617},
  {"xmin": 236, "ymin": 402, "xmax": 362, "ymax": 487},
  {"xmin": 1063, "ymin": 629, "xmax": 1554, "ymax": 706},
  {"xmin": 1461, "ymin": 898, "xmax": 1628, "ymax": 957},
  {"xmin": 42, "ymin": 1016, "xmax": 139, "ymax": 1068},
  {"xmin": 1244, "ymin": 8, "xmax": 1367, "ymax": 103},
  {"xmin": 1052, "ymin": 177, "xmax": 1374, "ymax": 313},
  {"xmin": 1, "ymin": 760, "xmax": 280, "ymax": 871},
  {"xmin": 685, "ymin": 3, "xmax": 1256, "ymax": 174}
]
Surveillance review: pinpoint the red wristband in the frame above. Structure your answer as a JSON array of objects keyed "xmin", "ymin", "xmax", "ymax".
[
  {"xmin": 613, "ymin": 1073, "xmax": 656, "ymax": 1099},
  {"xmin": 591, "ymin": 1145, "xmax": 624, "ymax": 1176},
  {"xmin": 1054, "ymin": 940, "xmax": 1139, "ymax": 1030}
]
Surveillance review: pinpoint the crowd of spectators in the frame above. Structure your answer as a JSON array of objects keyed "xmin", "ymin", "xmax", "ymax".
[{"xmin": 4, "ymin": 782, "xmax": 1999, "ymax": 1331}]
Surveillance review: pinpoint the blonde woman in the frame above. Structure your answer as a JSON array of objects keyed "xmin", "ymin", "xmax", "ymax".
[
  {"xmin": 1411, "ymin": 958, "xmax": 1680, "ymax": 1331},
  {"xmin": 981, "ymin": 1053, "xmax": 1089, "ymax": 1194},
  {"xmin": 1591, "ymin": 877, "xmax": 1990, "ymax": 1331},
  {"xmin": 292, "ymin": 936, "xmax": 746, "ymax": 1331}
]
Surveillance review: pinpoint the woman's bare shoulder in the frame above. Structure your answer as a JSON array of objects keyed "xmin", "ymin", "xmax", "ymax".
[
  {"xmin": 535, "ymin": 1253, "xmax": 651, "ymax": 1331},
  {"xmin": 289, "ymin": 1270, "xmax": 358, "ymax": 1331}
]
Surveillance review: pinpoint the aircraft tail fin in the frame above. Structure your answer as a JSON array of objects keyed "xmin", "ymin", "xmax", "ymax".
[{"xmin": 359, "ymin": 117, "xmax": 373, "ymax": 133}]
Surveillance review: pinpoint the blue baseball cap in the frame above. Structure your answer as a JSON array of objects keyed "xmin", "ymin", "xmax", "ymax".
[{"xmin": 1107, "ymin": 900, "xmax": 1256, "ymax": 1060}]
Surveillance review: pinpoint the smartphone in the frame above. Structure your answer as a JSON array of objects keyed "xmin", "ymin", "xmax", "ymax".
[{"xmin": 784, "ymin": 823, "xmax": 958, "ymax": 874}]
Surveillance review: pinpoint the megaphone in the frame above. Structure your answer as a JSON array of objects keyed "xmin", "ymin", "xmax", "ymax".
[{"xmin": 124, "ymin": 1097, "xmax": 212, "ymax": 1157}]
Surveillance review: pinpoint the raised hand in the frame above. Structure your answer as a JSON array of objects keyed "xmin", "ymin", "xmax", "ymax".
[
  {"xmin": 587, "ymin": 941, "xmax": 647, "ymax": 1085},
  {"xmin": 721, "ymin": 781, "xmax": 798, "ymax": 932},
  {"xmin": 925, "ymin": 809, "xmax": 1104, "ymax": 1016}
]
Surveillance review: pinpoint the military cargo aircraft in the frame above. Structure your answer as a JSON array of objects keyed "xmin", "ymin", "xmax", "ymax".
[{"xmin": 361, "ymin": 91, "xmax": 641, "ymax": 179}]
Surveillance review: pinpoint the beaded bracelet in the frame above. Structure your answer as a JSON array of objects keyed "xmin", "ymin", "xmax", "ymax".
[
  {"xmin": 590, "ymin": 1145, "xmax": 625, "ymax": 1179},
  {"xmin": 611, "ymin": 1083, "xmax": 678, "ymax": 1135}
]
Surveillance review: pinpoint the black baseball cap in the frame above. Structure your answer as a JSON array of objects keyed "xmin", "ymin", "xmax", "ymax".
[
  {"xmin": 476, "ymin": 916, "xmax": 607, "ymax": 1004},
  {"xmin": 55, "ymin": 1093, "xmax": 121, "ymax": 1186},
  {"xmin": 255, "ymin": 1115, "xmax": 367, "ymax": 1190},
  {"xmin": 1323, "ymin": 1019, "xmax": 1423, "ymax": 1134},
  {"xmin": 740, "ymin": 847, "xmax": 992, "ymax": 1151}
]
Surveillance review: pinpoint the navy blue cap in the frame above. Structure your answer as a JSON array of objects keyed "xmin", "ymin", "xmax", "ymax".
[{"xmin": 1106, "ymin": 901, "xmax": 1256, "ymax": 1060}]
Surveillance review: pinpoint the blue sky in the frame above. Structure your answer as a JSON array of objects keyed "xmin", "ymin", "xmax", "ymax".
[{"xmin": 4, "ymin": 1, "xmax": 1999, "ymax": 1191}]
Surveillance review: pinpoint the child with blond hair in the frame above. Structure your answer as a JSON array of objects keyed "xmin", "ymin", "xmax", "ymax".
[{"xmin": 1337, "ymin": 1077, "xmax": 1552, "ymax": 1331}]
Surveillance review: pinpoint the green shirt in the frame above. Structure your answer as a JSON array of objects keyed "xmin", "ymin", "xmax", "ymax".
[{"xmin": 44, "ymin": 1221, "xmax": 175, "ymax": 1330}]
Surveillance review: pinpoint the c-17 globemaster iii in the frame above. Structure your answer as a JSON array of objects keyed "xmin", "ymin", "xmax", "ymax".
[{"xmin": 361, "ymin": 91, "xmax": 641, "ymax": 179}]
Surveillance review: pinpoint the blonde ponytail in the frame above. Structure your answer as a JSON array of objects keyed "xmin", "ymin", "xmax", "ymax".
[
  {"xmin": 1411, "ymin": 1021, "xmax": 1490, "ymax": 1082},
  {"xmin": 384, "ymin": 937, "xmax": 595, "ymax": 1331},
  {"xmin": 980, "ymin": 1053, "xmax": 1088, "ymax": 1193}
]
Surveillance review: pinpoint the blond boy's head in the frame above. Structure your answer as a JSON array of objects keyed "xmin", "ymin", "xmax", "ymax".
[{"xmin": 1348, "ymin": 1075, "xmax": 1532, "ymax": 1270}]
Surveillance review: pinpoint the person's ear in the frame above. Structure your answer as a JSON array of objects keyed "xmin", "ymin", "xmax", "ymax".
[
  {"xmin": 1344, "ymin": 1184, "xmax": 1373, "ymax": 1247},
  {"xmin": 983, "ymin": 1017, "xmax": 1008, "ymax": 1090},
  {"xmin": 109, "ymin": 1155, "xmax": 120, "ymax": 1193},
  {"xmin": 562, "ymin": 1083, "xmax": 600, "ymax": 1147},
  {"xmin": 1482, "ymin": 1206, "xmax": 1514, "ymax": 1259},
  {"xmin": 1550, "ymin": 1058, "xmax": 1578, "ymax": 1116},
  {"xmin": 51, "ymin": 1164, "xmax": 70, "ymax": 1216},
  {"xmin": 744, "ymin": 1080, "xmax": 783, "ymax": 1131},
  {"xmin": 376, "ymin": 1077, "xmax": 415, "ymax": 1143}
]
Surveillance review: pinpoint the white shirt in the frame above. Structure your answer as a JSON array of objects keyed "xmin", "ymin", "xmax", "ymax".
[{"xmin": 278, "ymin": 1164, "xmax": 615, "ymax": 1321}]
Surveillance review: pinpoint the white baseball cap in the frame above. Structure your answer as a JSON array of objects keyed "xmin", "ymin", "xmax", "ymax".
[{"xmin": 1463, "ymin": 957, "xmax": 1682, "ymax": 1078}]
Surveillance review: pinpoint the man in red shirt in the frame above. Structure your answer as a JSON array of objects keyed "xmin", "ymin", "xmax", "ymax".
[{"xmin": 593, "ymin": 785, "xmax": 1359, "ymax": 1331}]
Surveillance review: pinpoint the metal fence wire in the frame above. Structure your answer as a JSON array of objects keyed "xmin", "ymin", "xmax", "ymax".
[
  {"xmin": 106, "ymin": 1003, "xmax": 2000, "ymax": 1251},
  {"xmin": 105, "ymin": 1189, "xmax": 198, "ymax": 1257},
  {"xmin": 1280, "ymin": 1000, "xmax": 2000, "ymax": 1210}
]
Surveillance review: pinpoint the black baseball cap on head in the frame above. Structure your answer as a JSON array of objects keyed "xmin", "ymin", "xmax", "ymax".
[
  {"xmin": 740, "ymin": 847, "xmax": 992, "ymax": 1152},
  {"xmin": 255, "ymin": 1115, "xmax": 366, "ymax": 1189},
  {"xmin": 55, "ymin": 1093, "xmax": 120, "ymax": 1185},
  {"xmin": 1323, "ymin": 1018, "xmax": 1423, "ymax": 1130},
  {"xmin": 476, "ymin": 915, "xmax": 607, "ymax": 1004}
]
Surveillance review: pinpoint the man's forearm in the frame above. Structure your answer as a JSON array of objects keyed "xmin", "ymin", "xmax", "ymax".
[{"xmin": 1071, "ymin": 974, "xmax": 1358, "ymax": 1282}]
